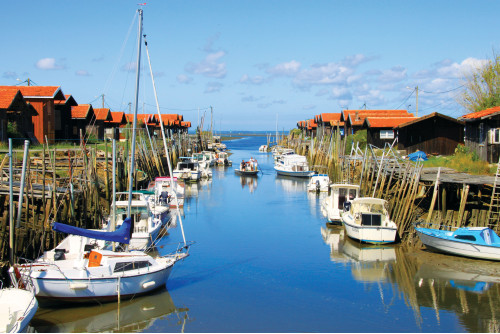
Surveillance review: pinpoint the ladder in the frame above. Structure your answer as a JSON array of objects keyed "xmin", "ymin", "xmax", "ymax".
[{"xmin": 487, "ymin": 156, "xmax": 500, "ymax": 230}]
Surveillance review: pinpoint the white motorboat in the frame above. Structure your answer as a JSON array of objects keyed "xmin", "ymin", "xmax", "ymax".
[
  {"xmin": 415, "ymin": 223, "xmax": 500, "ymax": 261},
  {"xmin": 0, "ymin": 283, "xmax": 38, "ymax": 333},
  {"xmin": 307, "ymin": 174, "xmax": 330, "ymax": 192},
  {"xmin": 173, "ymin": 157, "xmax": 201, "ymax": 182},
  {"xmin": 16, "ymin": 218, "xmax": 188, "ymax": 304},
  {"xmin": 151, "ymin": 176, "xmax": 185, "ymax": 208},
  {"xmin": 274, "ymin": 154, "xmax": 315, "ymax": 177},
  {"xmin": 259, "ymin": 145, "xmax": 268, "ymax": 152},
  {"xmin": 192, "ymin": 151, "xmax": 215, "ymax": 168},
  {"xmin": 215, "ymin": 151, "xmax": 232, "ymax": 166},
  {"xmin": 341, "ymin": 197, "xmax": 397, "ymax": 244},
  {"xmin": 321, "ymin": 184, "xmax": 360, "ymax": 223},
  {"xmin": 106, "ymin": 191, "xmax": 170, "ymax": 250}
]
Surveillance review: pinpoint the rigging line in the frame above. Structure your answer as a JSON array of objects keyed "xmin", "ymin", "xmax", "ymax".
[
  {"xmin": 142, "ymin": 102, "xmax": 211, "ymax": 112},
  {"xmin": 419, "ymin": 85, "xmax": 465, "ymax": 94},
  {"xmin": 393, "ymin": 89, "xmax": 415, "ymax": 110},
  {"xmin": 101, "ymin": 11, "xmax": 138, "ymax": 96}
]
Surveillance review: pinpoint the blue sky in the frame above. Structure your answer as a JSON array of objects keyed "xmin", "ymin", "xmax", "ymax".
[{"xmin": 1, "ymin": 1, "xmax": 499, "ymax": 131}]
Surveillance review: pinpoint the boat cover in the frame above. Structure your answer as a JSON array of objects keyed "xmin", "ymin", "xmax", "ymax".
[
  {"xmin": 408, "ymin": 151, "xmax": 428, "ymax": 161},
  {"xmin": 52, "ymin": 218, "xmax": 132, "ymax": 244}
]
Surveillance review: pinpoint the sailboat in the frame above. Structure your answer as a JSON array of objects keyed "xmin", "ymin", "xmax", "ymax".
[
  {"xmin": 0, "ymin": 140, "xmax": 38, "ymax": 332},
  {"xmin": 14, "ymin": 9, "xmax": 189, "ymax": 303}
]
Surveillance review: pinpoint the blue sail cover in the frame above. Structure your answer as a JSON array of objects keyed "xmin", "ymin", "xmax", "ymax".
[{"xmin": 52, "ymin": 218, "xmax": 132, "ymax": 244}]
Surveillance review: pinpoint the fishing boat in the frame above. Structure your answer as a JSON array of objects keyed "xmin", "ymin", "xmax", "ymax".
[
  {"xmin": 149, "ymin": 176, "xmax": 185, "ymax": 208},
  {"xmin": 341, "ymin": 197, "xmax": 397, "ymax": 244},
  {"xmin": 274, "ymin": 154, "xmax": 315, "ymax": 177},
  {"xmin": 106, "ymin": 191, "xmax": 170, "ymax": 250},
  {"xmin": 192, "ymin": 151, "xmax": 216, "ymax": 168},
  {"xmin": 307, "ymin": 174, "xmax": 330, "ymax": 192},
  {"xmin": 0, "ymin": 283, "xmax": 38, "ymax": 333},
  {"xmin": 215, "ymin": 151, "xmax": 232, "ymax": 166},
  {"xmin": 15, "ymin": 218, "xmax": 188, "ymax": 303},
  {"xmin": 321, "ymin": 184, "xmax": 360, "ymax": 223},
  {"xmin": 172, "ymin": 157, "xmax": 201, "ymax": 182},
  {"xmin": 414, "ymin": 222, "xmax": 500, "ymax": 261},
  {"xmin": 235, "ymin": 158, "xmax": 259, "ymax": 176}
]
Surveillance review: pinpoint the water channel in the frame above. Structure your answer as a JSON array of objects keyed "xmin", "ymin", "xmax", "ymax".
[{"xmin": 31, "ymin": 136, "xmax": 500, "ymax": 332}]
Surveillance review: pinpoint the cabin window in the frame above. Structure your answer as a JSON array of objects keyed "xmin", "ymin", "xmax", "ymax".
[
  {"xmin": 113, "ymin": 261, "xmax": 151, "ymax": 272},
  {"xmin": 361, "ymin": 214, "xmax": 382, "ymax": 226},
  {"xmin": 490, "ymin": 128, "xmax": 500, "ymax": 144},
  {"xmin": 454, "ymin": 235, "xmax": 476, "ymax": 242},
  {"xmin": 380, "ymin": 130, "xmax": 394, "ymax": 139}
]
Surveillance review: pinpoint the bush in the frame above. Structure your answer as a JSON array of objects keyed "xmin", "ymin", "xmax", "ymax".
[{"xmin": 344, "ymin": 129, "xmax": 367, "ymax": 154}]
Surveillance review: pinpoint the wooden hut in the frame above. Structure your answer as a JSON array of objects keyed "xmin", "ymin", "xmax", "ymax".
[
  {"xmin": 0, "ymin": 89, "xmax": 36, "ymax": 142},
  {"xmin": 92, "ymin": 108, "xmax": 113, "ymax": 140},
  {"xmin": 396, "ymin": 112, "xmax": 464, "ymax": 156},
  {"xmin": 71, "ymin": 104, "xmax": 95, "ymax": 141},
  {"xmin": 363, "ymin": 116, "xmax": 416, "ymax": 147},
  {"xmin": 342, "ymin": 109, "xmax": 413, "ymax": 136},
  {"xmin": 458, "ymin": 107, "xmax": 500, "ymax": 163},
  {"xmin": 105, "ymin": 111, "xmax": 127, "ymax": 140},
  {"xmin": 55, "ymin": 94, "xmax": 78, "ymax": 141},
  {"xmin": 0, "ymin": 85, "xmax": 65, "ymax": 144},
  {"xmin": 315, "ymin": 113, "xmax": 343, "ymax": 137}
]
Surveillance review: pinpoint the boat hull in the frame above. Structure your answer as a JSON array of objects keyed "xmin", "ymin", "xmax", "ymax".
[
  {"xmin": 0, "ymin": 287, "xmax": 38, "ymax": 333},
  {"xmin": 342, "ymin": 215, "xmax": 397, "ymax": 244},
  {"xmin": 416, "ymin": 228, "xmax": 500, "ymax": 261},
  {"xmin": 234, "ymin": 169, "xmax": 259, "ymax": 176},
  {"xmin": 23, "ymin": 258, "xmax": 175, "ymax": 303},
  {"xmin": 274, "ymin": 167, "xmax": 315, "ymax": 178}
]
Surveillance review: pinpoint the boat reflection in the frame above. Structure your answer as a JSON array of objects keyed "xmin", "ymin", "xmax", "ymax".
[
  {"xmin": 275, "ymin": 175, "xmax": 308, "ymax": 193},
  {"xmin": 31, "ymin": 287, "xmax": 189, "ymax": 332},
  {"xmin": 239, "ymin": 175, "xmax": 258, "ymax": 193}
]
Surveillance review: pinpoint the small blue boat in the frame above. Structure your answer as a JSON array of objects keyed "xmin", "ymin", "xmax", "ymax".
[{"xmin": 415, "ymin": 222, "xmax": 500, "ymax": 261}]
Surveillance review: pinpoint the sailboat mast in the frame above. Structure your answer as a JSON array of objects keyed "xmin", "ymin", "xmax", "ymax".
[
  {"xmin": 127, "ymin": 8, "xmax": 143, "ymax": 217},
  {"xmin": 8, "ymin": 139, "xmax": 13, "ymax": 265}
]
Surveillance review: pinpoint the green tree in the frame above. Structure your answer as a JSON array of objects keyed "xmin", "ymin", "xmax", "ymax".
[{"xmin": 459, "ymin": 52, "xmax": 500, "ymax": 112}]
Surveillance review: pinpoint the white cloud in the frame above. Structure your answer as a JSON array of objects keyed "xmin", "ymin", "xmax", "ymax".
[
  {"xmin": 35, "ymin": 58, "xmax": 65, "ymax": 70},
  {"xmin": 239, "ymin": 74, "xmax": 267, "ymax": 85},
  {"xmin": 186, "ymin": 51, "xmax": 227, "ymax": 79},
  {"xmin": 377, "ymin": 66, "xmax": 407, "ymax": 83},
  {"xmin": 205, "ymin": 82, "xmax": 223, "ymax": 93},
  {"xmin": 267, "ymin": 60, "xmax": 301, "ymax": 76},
  {"xmin": 2, "ymin": 71, "xmax": 17, "ymax": 79},
  {"xmin": 75, "ymin": 70, "xmax": 90, "ymax": 76},
  {"xmin": 177, "ymin": 74, "xmax": 193, "ymax": 84}
]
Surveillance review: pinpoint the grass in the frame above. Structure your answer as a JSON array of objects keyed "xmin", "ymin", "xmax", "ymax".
[{"xmin": 423, "ymin": 145, "xmax": 495, "ymax": 175}]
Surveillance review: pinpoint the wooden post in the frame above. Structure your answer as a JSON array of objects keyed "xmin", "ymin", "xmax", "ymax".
[{"xmin": 426, "ymin": 167, "xmax": 441, "ymax": 224}]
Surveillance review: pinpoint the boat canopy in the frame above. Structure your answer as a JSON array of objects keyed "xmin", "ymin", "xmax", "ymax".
[{"xmin": 52, "ymin": 218, "xmax": 132, "ymax": 244}]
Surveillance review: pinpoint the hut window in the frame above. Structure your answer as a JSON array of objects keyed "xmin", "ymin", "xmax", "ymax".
[
  {"xmin": 380, "ymin": 130, "xmax": 394, "ymax": 139},
  {"xmin": 490, "ymin": 128, "xmax": 500, "ymax": 144}
]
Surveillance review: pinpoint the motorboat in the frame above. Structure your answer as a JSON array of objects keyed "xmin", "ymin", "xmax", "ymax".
[
  {"xmin": 272, "ymin": 147, "xmax": 294, "ymax": 162},
  {"xmin": 150, "ymin": 176, "xmax": 185, "ymax": 208},
  {"xmin": 172, "ymin": 157, "xmax": 201, "ymax": 182},
  {"xmin": 192, "ymin": 151, "xmax": 216, "ymax": 168},
  {"xmin": 0, "ymin": 282, "xmax": 38, "ymax": 333},
  {"xmin": 235, "ymin": 158, "xmax": 259, "ymax": 176},
  {"xmin": 106, "ymin": 191, "xmax": 170, "ymax": 250},
  {"xmin": 341, "ymin": 197, "xmax": 397, "ymax": 244},
  {"xmin": 321, "ymin": 184, "xmax": 360, "ymax": 223},
  {"xmin": 307, "ymin": 174, "xmax": 330, "ymax": 192},
  {"xmin": 15, "ymin": 218, "xmax": 188, "ymax": 304},
  {"xmin": 274, "ymin": 154, "xmax": 315, "ymax": 177},
  {"xmin": 215, "ymin": 151, "xmax": 232, "ymax": 166},
  {"xmin": 259, "ymin": 145, "xmax": 268, "ymax": 152},
  {"xmin": 415, "ymin": 222, "xmax": 500, "ymax": 261}
]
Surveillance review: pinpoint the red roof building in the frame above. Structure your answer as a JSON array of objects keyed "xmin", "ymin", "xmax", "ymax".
[
  {"xmin": 0, "ymin": 86, "xmax": 65, "ymax": 144},
  {"xmin": 71, "ymin": 104, "xmax": 95, "ymax": 140},
  {"xmin": 0, "ymin": 89, "xmax": 36, "ymax": 142},
  {"xmin": 54, "ymin": 94, "xmax": 78, "ymax": 140}
]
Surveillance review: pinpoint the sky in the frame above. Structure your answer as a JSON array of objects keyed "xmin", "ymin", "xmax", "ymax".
[{"xmin": 1, "ymin": 0, "xmax": 499, "ymax": 131}]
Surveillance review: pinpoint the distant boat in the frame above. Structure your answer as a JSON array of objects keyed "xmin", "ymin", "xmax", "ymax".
[
  {"xmin": 307, "ymin": 174, "xmax": 330, "ymax": 192},
  {"xmin": 341, "ymin": 197, "xmax": 397, "ymax": 244},
  {"xmin": 274, "ymin": 154, "xmax": 315, "ymax": 178},
  {"xmin": 321, "ymin": 184, "xmax": 360, "ymax": 223},
  {"xmin": 149, "ymin": 176, "xmax": 185, "ymax": 208},
  {"xmin": 215, "ymin": 151, "xmax": 232, "ymax": 166},
  {"xmin": 235, "ymin": 158, "xmax": 259, "ymax": 176},
  {"xmin": 173, "ymin": 157, "xmax": 202, "ymax": 182},
  {"xmin": 415, "ymin": 223, "xmax": 500, "ymax": 261}
]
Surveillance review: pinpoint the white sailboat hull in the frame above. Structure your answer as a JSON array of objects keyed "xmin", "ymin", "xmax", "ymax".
[
  {"xmin": 342, "ymin": 213, "xmax": 397, "ymax": 244},
  {"xmin": 0, "ymin": 287, "xmax": 38, "ymax": 333}
]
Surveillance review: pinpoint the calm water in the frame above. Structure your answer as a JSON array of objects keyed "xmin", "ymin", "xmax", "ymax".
[{"xmin": 32, "ymin": 136, "xmax": 500, "ymax": 333}]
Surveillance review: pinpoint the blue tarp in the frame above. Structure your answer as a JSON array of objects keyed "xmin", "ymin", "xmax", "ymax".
[
  {"xmin": 52, "ymin": 217, "xmax": 132, "ymax": 244},
  {"xmin": 408, "ymin": 151, "xmax": 428, "ymax": 161}
]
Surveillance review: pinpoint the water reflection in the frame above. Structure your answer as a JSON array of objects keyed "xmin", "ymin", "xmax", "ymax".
[
  {"xmin": 239, "ymin": 175, "xmax": 258, "ymax": 193},
  {"xmin": 31, "ymin": 287, "xmax": 189, "ymax": 333},
  {"xmin": 321, "ymin": 223, "xmax": 500, "ymax": 332},
  {"xmin": 275, "ymin": 175, "xmax": 308, "ymax": 192}
]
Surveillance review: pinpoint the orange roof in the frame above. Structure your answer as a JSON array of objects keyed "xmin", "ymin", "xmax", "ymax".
[
  {"xmin": 71, "ymin": 104, "xmax": 93, "ymax": 119},
  {"xmin": 320, "ymin": 113, "xmax": 342, "ymax": 123},
  {"xmin": 364, "ymin": 117, "xmax": 417, "ymax": 128},
  {"xmin": 0, "ymin": 86, "xmax": 65, "ymax": 100},
  {"xmin": 93, "ymin": 108, "xmax": 112, "ymax": 121},
  {"xmin": 329, "ymin": 120, "xmax": 345, "ymax": 127},
  {"xmin": 0, "ymin": 89, "xmax": 21, "ymax": 109},
  {"xmin": 342, "ymin": 109, "xmax": 410, "ymax": 121},
  {"xmin": 106, "ymin": 111, "xmax": 127, "ymax": 124},
  {"xmin": 460, "ymin": 106, "xmax": 500, "ymax": 120},
  {"xmin": 181, "ymin": 121, "xmax": 191, "ymax": 128},
  {"xmin": 307, "ymin": 119, "xmax": 317, "ymax": 130},
  {"xmin": 347, "ymin": 110, "xmax": 413, "ymax": 126}
]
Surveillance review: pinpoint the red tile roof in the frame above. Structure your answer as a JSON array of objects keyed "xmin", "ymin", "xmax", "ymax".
[
  {"xmin": 364, "ymin": 117, "xmax": 417, "ymax": 128},
  {"xmin": 460, "ymin": 106, "xmax": 500, "ymax": 120},
  {"xmin": 346, "ymin": 110, "xmax": 414, "ymax": 126},
  {"xmin": 0, "ymin": 86, "xmax": 65, "ymax": 100},
  {"xmin": 395, "ymin": 112, "xmax": 464, "ymax": 129},
  {"xmin": 107, "ymin": 111, "xmax": 127, "ymax": 124},
  {"xmin": 0, "ymin": 89, "xmax": 21, "ymax": 109},
  {"xmin": 307, "ymin": 119, "xmax": 317, "ymax": 130},
  {"xmin": 342, "ymin": 109, "xmax": 410, "ymax": 121},
  {"xmin": 93, "ymin": 108, "xmax": 112, "ymax": 121},
  {"xmin": 319, "ymin": 113, "xmax": 342, "ymax": 123},
  {"xmin": 71, "ymin": 104, "xmax": 93, "ymax": 119}
]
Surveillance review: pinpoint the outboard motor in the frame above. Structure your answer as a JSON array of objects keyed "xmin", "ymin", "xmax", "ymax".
[{"xmin": 315, "ymin": 180, "xmax": 320, "ymax": 192}]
